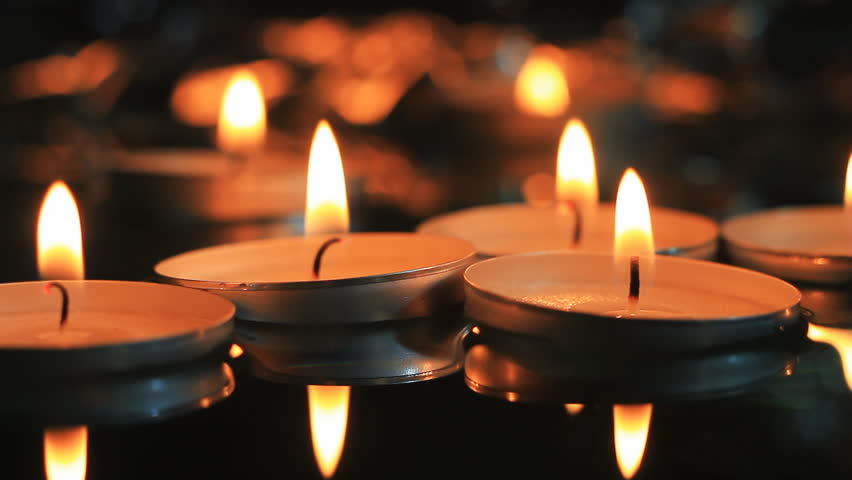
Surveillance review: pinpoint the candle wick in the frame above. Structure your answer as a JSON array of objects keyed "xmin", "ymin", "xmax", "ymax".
[
  {"xmin": 559, "ymin": 200, "xmax": 582, "ymax": 247},
  {"xmin": 628, "ymin": 255, "xmax": 640, "ymax": 309},
  {"xmin": 312, "ymin": 237, "xmax": 342, "ymax": 279},
  {"xmin": 43, "ymin": 281, "xmax": 70, "ymax": 329}
]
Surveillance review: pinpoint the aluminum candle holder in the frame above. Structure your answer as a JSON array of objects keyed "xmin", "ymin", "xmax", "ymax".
[
  {"xmin": 463, "ymin": 324, "xmax": 801, "ymax": 404},
  {"xmin": 464, "ymin": 252, "xmax": 802, "ymax": 351},
  {"xmin": 156, "ymin": 233, "xmax": 476, "ymax": 384},
  {"xmin": 418, "ymin": 203, "xmax": 719, "ymax": 260},
  {"xmin": 0, "ymin": 359, "xmax": 235, "ymax": 426}
]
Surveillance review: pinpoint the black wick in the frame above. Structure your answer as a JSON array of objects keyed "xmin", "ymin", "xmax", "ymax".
[
  {"xmin": 559, "ymin": 200, "xmax": 582, "ymax": 247},
  {"xmin": 43, "ymin": 281, "xmax": 69, "ymax": 329},
  {"xmin": 628, "ymin": 255, "xmax": 640, "ymax": 305},
  {"xmin": 312, "ymin": 237, "xmax": 342, "ymax": 279}
]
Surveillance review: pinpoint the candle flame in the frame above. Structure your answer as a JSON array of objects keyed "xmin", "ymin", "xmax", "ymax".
[
  {"xmin": 44, "ymin": 426, "xmax": 87, "ymax": 480},
  {"xmin": 614, "ymin": 168, "xmax": 655, "ymax": 263},
  {"xmin": 564, "ymin": 403, "xmax": 584, "ymax": 415},
  {"xmin": 514, "ymin": 46, "xmax": 570, "ymax": 117},
  {"xmin": 217, "ymin": 69, "xmax": 266, "ymax": 155},
  {"xmin": 228, "ymin": 344, "xmax": 244, "ymax": 358},
  {"xmin": 308, "ymin": 385, "xmax": 350, "ymax": 478},
  {"xmin": 556, "ymin": 119, "xmax": 598, "ymax": 219},
  {"xmin": 305, "ymin": 119, "xmax": 350, "ymax": 235},
  {"xmin": 844, "ymin": 152, "xmax": 852, "ymax": 210},
  {"xmin": 38, "ymin": 181, "xmax": 84, "ymax": 281},
  {"xmin": 808, "ymin": 324, "xmax": 852, "ymax": 391},
  {"xmin": 613, "ymin": 404, "xmax": 653, "ymax": 480}
]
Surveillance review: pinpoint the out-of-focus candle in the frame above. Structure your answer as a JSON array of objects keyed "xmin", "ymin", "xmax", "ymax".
[{"xmin": 722, "ymin": 152, "xmax": 852, "ymax": 284}]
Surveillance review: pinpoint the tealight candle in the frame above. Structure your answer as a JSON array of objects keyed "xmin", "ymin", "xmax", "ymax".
[
  {"xmin": 418, "ymin": 119, "xmax": 718, "ymax": 259},
  {"xmin": 463, "ymin": 169, "xmax": 802, "ymax": 351},
  {"xmin": 722, "ymin": 153, "xmax": 852, "ymax": 284},
  {"xmin": 110, "ymin": 70, "xmax": 304, "ymax": 222},
  {"xmin": 0, "ymin": 181, "xmax": 236, "ymax": 377},
  {"xmin": 156, "ymin": 120, "xmax": 475, "ymax": 377}
]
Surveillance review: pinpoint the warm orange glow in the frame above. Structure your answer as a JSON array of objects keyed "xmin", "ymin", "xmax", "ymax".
[
  {"xmin": 332, "ymin": 75, "xmax": 408, "ymax": 125},
  {"xmin": 514, "ymin": 46, "xmax": 570, "ymax": 117},
  {"xmin": 228, "ymin": 344, "xmax": 244, "ymax": 358},
  {"xmin": 216, "ymin": 70, "xmax": 266, "ymax": 155},
  {"xmin": 646, "ymin": 70, "xmax": 721, "ymax": 116},
  {"xmin": 11, "ymin": 40, "xmax": 119, "ymax": 100},
  {"xmin": 262, "ymin": 18, "xmax": 349, "ymax": 65},
  {"xmin": 808, "ymin": 324, "xmax": 852, "ymax": 390},
  {"xmin": 305, "ymin": 120, "xmax": 350, "ymax": 235},
  {"xmin": 845, "ymin": 152, "xmax": 852, "ymax": 210},
  {"xmin": 308, "ymin": 385, "xmax": 350, "ymax": 478},
  {"xmin": 613, "ymin": 404, "xmax": 653, "ymax": 480},
  {"xmin": 564, "ymin": 403, "xmax": 584, "ymax": 415},
  {"xmin": 37, "ymin": 181, "xmax": 84, "ymax": 281},
  {"xmin": 171, "ymin": 60, "xmax": 291, "ymax": 127},
  {"xmin": 44, "ymin": 426, "xmax": 87, "ymax": 480},
  {"xmin": 614, "ymin": 168, "xmax": 655, "ymax": 260},
  {"xmin": 556, "ymin": 119, "xmax": 598, "ymax": 219}
]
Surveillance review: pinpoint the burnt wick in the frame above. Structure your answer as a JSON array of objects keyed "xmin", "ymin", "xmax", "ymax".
[
  {"xmin": 312, "ymin": 237, "xmax": 342, "ymax": 279},
  {"xmin": 628, "ymin": 255, "xmax": 640, "ymax": 306},
  {"xmin": 559, "ymin": 200, "xmax": 582, "ymax": 247},
  {"xmin": 43, "ymin": 281, "xmax": 70, "ymax": 329}
]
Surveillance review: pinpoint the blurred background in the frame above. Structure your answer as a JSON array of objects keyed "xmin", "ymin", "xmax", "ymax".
[{"xmin": 2, "ymin": 2, "xmax": 852, "ymax": 480}]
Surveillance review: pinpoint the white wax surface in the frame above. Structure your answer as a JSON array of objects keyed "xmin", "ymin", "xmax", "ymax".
[
  {"xmin": 156, "ymin": 233, "xmax": 475, "ymax": 284},
  {"xmin": 0, "ymin": 281, "xmax": 234, "ymax": 349},
  {"xmin": 417, "ymin": 203, "xmax": 718, "ymax": 258},
  {"xmin": 465, "ymin": 252, "xmax": 799, "ymax": 321},
  {"xmin": 723, "ymin": 206, "xmax": 852, "ymax": 257}
]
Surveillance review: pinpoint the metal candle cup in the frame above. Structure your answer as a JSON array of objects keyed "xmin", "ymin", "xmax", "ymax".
[
  {"xmin": 155, "ymin": 232, "xmax": 476, "ymax": 384},
  {"xmin": 722, "ymin": 206, "xmax": 852, "ymax": 284},
  {"xmin": 418, "ymin": 203, "xmax": 718, "ymax": 260},
  {"xmin": 0, "ymin": 280, "xmax": 235, "ymax": 376},
  {"xmin": 464, "ymin": 252, "xmax": 801, "ymax": 351}
]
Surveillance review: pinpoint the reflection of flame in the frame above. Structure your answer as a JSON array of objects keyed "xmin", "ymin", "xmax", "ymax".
[
  {"xmin": 228, "ymin": 344, "xmax": 244, "ymax": 358},
  {"xmin": 44, "ymin": 426, "xmax": 87, "ymax": 480},
  {"xmin": 646, "ymin": 70, "xmax": 720, "ymax": 116},
  {"xmin": 614, "ymin": 168, "xmax": 655, "ymax": 261},
  {"xmin": 38, "ymin": 181, "xmax": 84, "ymax": 281},
  {"xmin": 332, "ymin": 75, "xmax": 408, "ymax": 125},
  {"xmin": 564, "ymin": 404, "xmax": 584, "ymax": 415},
  {"xmin": 514, "ymin": 45, "xmax": 569, "ymax": 117},
  {"xmin": 305, "ymin": 119, "xmax": 351, "ymax": 478},
  {"xmin": 613, "ymin": 404, "xmax": 653, "ymax": 480},
  {"xmin": 171, "ymin": 60, "xmax": 290, "ymax": 127},
  {"xmin": 845, "ymin": 152, "xmax": 852, "ymax": 210},
  {"xmin": 262, "ymin": 18, "xmax": 349, "ymax": 65},
  {"xmin": 306, "ymin": 120, "xmax": 349, "ymax": 235},
  {"xmin": 308, "ymin": 385, "xmax": 350, "ymax": 478},
  {"xmin": 217, "ymin": 70, "xmax": 266, "ymax": 155},
  {"xmin": 808, "ymin": 324, "xmax": 852, "ymax": 390},
  {"xmin": 556, "ymin": 119, "xmax": 598, "ymax": 219}
]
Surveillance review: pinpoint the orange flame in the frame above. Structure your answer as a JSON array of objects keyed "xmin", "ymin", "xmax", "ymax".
[
  {"xmin": 37, "ymin": 181, "xmax": 84, "ymax": 281},
  {"xmin": 305, "ymin": 119, "xmax": 351, "ymax": 478},
  {"xmin": 613, "ymin": 404, "xmax": 653, "ymax": 479},
  {"xmin": 308, "ymin": 385, "xmax": 350, "ymax": 478},
  {"xmin": 614, "ymin": 168, "xmax": 655, "ymax": 297},
  {"xmin": 305, "ymin": 120, "xmax": 350, "ymax": 235},
  {"xmin": 216, "ymin": 70, "xmax": 266, "ymax": 155},
  {"xmin": 844, "ymin": 152, "xmax": 852, "ymax": 210},
  {"xmin": 228, "ymin": 344, "xmax": 244, "ymax": 358},
  {"xmin": 808, "ymin": 324, "xmax": 852, "ymax": 390},
  {"xmin": 556, "ymin": 119, "xmax": 598, "ymax": 219},
  {"xmin": 514, "ymin": 45, "xmax": 570, "ymax": 117},
  {"xmin": 44, "ymin": 426, "xmax": 87, "ymax": 480},
  {"xmin": 564, "ymin": 404, "xmax": 584, "ymax": 415}
]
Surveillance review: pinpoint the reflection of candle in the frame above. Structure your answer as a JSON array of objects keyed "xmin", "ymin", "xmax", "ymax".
[
  {"xmin": 807, "ymin": 323, "xmax": 852, "ymax": 391},
  {"xmin": 418, "ymin": 119, "xmax": 718, "ymax": 259},
  {"xmin": 613, "ymin": 403, "xmax": 652, "ymax": 480},
  {"xmin": 722, "ymin": 152, "xmax": 852, "ymax": 283},
  {"xmin": 464, "ymin": 168, "xmax": 802, "ymax": 351}
]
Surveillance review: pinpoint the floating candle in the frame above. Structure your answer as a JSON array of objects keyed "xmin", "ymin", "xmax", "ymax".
[
  {"xmin": 463, "ymin": 169, "xmax": 801, "ymax": 351},
  {"xmin": 722, "ymin": 152, "xmax": 852, "ymax": 284},
  {"xmin": 418, "ymin": 119, "xmax": 718, "ymax": 259}
]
